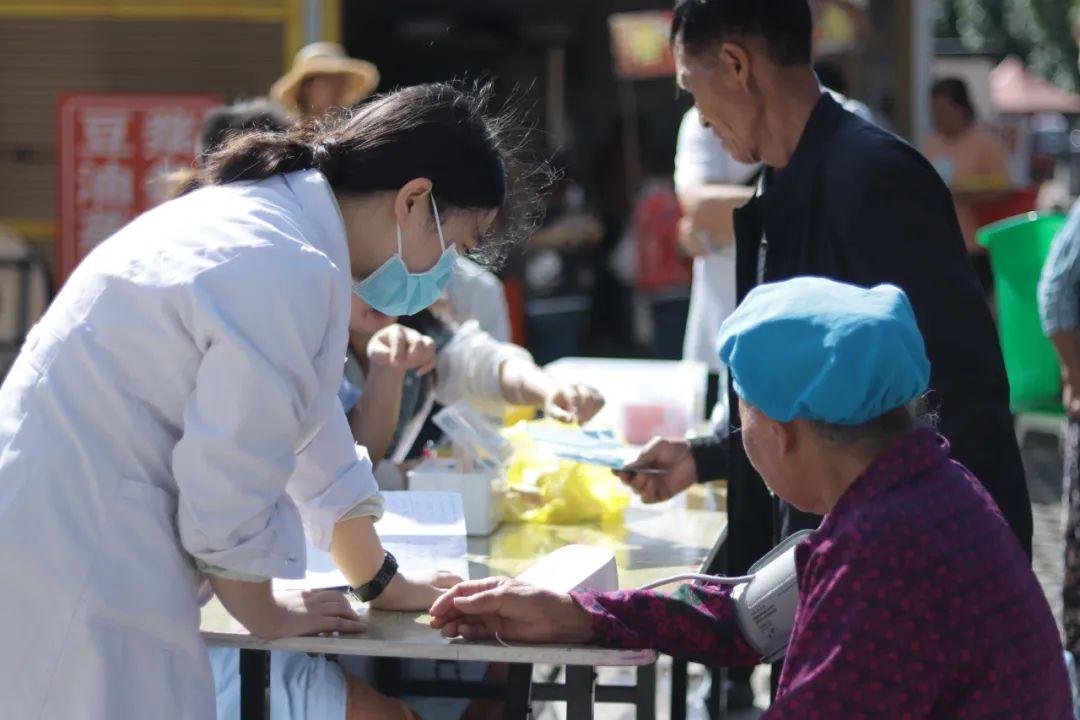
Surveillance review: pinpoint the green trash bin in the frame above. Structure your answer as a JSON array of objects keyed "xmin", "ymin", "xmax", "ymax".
[{"xmin": 977, "ymin": 212, "xmax": 1068, "ymax": 414}]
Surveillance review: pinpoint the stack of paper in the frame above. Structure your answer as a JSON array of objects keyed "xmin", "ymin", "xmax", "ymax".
[
  {"xmin": 273, "ymin": 491, "xmax": 470, "ymax": 593},
  {"xmin": 526, "ymin": 425, "xmax": 639, "ymax": 470}
]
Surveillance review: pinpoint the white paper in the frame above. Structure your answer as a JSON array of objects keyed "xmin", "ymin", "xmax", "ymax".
[
  {"xmin": 526, "ymin": 425, "xmax": 638, "ymax": 469},
  {"xmin": 273, "ymin": 491, "xmax": 470, "ymax": 593}
]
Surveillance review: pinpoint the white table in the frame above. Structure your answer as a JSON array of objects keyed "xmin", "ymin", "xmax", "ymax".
[{"xmin": 201, "ymin": 486, "xmax": 728, "ymax": 719}]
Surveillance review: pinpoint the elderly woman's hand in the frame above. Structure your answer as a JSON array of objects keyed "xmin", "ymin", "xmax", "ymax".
[
  {"xmin": 543, "ymin": 383, "xmax": 605, "ymax": 425},
  {"xmin": 429, "ymin": 577, "xmax": 594, "ymax": 643}
]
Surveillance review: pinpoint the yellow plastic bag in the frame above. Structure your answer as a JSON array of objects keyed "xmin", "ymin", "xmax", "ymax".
[{"xmin": 501, "ymin": 419, "xmax": 631, "ymax": 524}]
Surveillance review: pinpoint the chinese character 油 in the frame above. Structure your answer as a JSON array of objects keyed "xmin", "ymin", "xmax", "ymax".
[{"xmin": 77, "ymin": 161, "xmax": 135, "ymax": 209}]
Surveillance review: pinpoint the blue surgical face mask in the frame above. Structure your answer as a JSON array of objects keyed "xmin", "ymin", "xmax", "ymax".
[{"xmin": 352, "ymin": 194, "xmax": 459, "ymax": 317}]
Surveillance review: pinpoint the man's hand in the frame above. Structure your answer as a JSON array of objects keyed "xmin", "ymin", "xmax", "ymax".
[
  {"xmin": 429, "ymin": 577, "xmax": 595, "ymax": 643},
  {"xmin": 1065, "ymin": 376, "xmax": 1080, "ymax": 420},
  {"xmin": 677, "ymin": 216, "xmax": 711, "ymax": 258},
  {"xmin": 1050, "ymin": 332, "xmax": 1080, "ymax": 420},
  {"xmin": 367, "ymin": 325, "xmax": 437, "ymax": 376},
  {"xmin": 677, "ymin": 184, "xmax": 754, "ymax": 255},
  {"xmin": 543, "ymin": 383, "xmax": 605, "ymax": 425},
  {"xmin": 615, "ymin": 437, "xmax": 698, "ymax": 503}
]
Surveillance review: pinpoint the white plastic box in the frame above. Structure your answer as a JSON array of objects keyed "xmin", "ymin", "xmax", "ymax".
[
  {"xmin": 544, "ymin": 358, "xmax": 708, "ymax": 443},
  {"xmin": 407, "ymin": 458, "xmax": 505, "ymax": 537}
]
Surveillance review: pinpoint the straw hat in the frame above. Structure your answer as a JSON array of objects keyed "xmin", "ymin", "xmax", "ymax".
[{"xmin": 271, "ymin": 42, "xmax": 380, "ymax": 115}]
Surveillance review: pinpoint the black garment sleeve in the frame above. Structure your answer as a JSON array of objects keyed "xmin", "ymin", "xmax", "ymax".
[{"xmin": 689, "ymin": 431, "xmax": 729, "ymax": 483}]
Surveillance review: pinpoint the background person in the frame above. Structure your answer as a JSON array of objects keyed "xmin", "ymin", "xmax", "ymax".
[
  {"xmin": 272, "ymin": 41, "xmax": 381, "ymax": 120},
  {"xmin": 621, "ymin": 0, "xmax": 1031, "ymax": 588},
  {"xmin": 1039, "ymin": 197, "xmax": 1080, "ymax": 680},
  {"xmin": 922, "ymin": 77, "xmax": 1012, "ymax": 293}
]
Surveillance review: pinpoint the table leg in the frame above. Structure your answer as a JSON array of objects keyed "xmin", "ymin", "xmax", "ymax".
[
  {"xmin": 635, "ymin": 664, "xmax": 657, "ymax": 719},
  {"xmin": 502, "ymin": 663, "xmax": 534, "ymax": 720},
  {"xmin": 670, "ymin": 659, "xmax": 688, "ymax": 720},
  {"xmin": 239, "ymin": 649, "xmax": 269, "ymax": 720},
  {"xmin": 565, "ymin": 666, "xmax": 596, "ymax": 720},
  {"xmin": 373, "ymin": 657, "xmax": 404, "ymax": 697},
  {"xmin": 706, "ymin": 668, "xmax": 725, "ymax": 720}
]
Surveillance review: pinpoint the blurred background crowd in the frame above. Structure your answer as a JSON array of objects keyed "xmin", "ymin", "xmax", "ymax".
[{"xmin": 2, "ymin": 0, "xmax": 1079, "ymax": 375}]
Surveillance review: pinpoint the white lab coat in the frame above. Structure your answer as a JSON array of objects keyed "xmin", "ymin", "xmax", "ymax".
[
  {"xmin": 0, "ymin": 169, "xmax": 379, "ymax": 719},
  {"xmin": 446, "ymin": 257, "xmax": 511, "ymax": 342}
]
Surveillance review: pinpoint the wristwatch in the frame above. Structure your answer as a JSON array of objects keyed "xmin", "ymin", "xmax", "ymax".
[{"xmin": 349, "ymin": 551, "xmax": 399, "ymax": 603}]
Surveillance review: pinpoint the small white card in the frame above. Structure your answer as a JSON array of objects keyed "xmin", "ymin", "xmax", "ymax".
[{"xmin": 273, "ymin": 491, "xmax": 469, "ymax": 593}]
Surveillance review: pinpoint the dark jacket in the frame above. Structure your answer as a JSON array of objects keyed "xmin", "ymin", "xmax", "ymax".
[{"xmin": 690, "ymin": 93, "xmax": 1033, "ymax": 570}]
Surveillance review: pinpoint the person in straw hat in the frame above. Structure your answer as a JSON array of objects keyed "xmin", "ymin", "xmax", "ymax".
[{"xmin": 272, "ymin": 42, "xmax": 380, "ymax": 120}]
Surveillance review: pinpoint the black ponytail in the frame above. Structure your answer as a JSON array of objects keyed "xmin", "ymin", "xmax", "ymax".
[
  {"xmin": 200, "ymin": 132, "xmax": 320, "ymax": 185},
  {"xmin": 191, "ymin": 81, "xmax": 551, "ymax": 267}
]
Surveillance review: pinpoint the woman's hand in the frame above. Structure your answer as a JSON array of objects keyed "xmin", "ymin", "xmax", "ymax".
[
  {"xmin": 368, "ymin": 569, "xmax": 463, "ymax": 612},
  {"xmin": 259, "ymin": 589, "xmax": 366, "ymax": 639},
  {"xmin": 543, "ymin": 383, "xmax": 605, "ymax": 424},
  {"xmin": 367, "ymin": 325, "xmax": 437, "ymax": 376}
]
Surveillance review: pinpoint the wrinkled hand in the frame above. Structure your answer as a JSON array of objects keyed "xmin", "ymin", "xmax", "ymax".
[
  {"xmin": 367, "ymin": 325, "xmax": 436, "ymax": 375},
  {"xmin": 428, "ymin": 577, "xmax": 594, "ymax": 643},
  {"xmin": 615, "ymin": 437, "xmax": 698, "ymax": 503},
  {"xmin": 261, "ymin": 589, "xmax": 365, "ymax": 639},
  {"xmin": 677, "ymin": 216, "xmax": 710, "ymax": 258},
  {"xmin": 543, "ymin": 383, "xmax": 605, "ymax": 425},
  {"xmin": 1065, "ymin": 377, "xmax": 1080, "ymax": 420},
  {"xmin": 369, "ymin": 569, "xmax": 462, "ymax": 612}
]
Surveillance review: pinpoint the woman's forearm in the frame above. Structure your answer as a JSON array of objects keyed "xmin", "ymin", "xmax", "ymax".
[
  {"xmin": 350, "ymin": 364, "xmax": 405, "ymax": 464},
  {"xmin": 499, "ymin": 357, "xmax": 556, "ymax": 406},
  {"xmin": 329, "ymin": 514, "xmax": 387, "ymax": 588},
  {"xmin": 208, "ymin": 575, "xmax": 283, "ymax": 638}
]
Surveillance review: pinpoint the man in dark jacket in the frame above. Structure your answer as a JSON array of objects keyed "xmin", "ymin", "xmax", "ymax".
[{"xmin": 620, "ymin": 0, "xmax": 1033, "ymax": 574}]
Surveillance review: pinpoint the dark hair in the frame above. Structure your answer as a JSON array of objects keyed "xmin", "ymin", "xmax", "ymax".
[
  {"xmin": 813, "ymin": 61, "xmax": 848, "ymax": 96},
  {"xmin": 671, "ymin": 0, "xmax": 813, "ymax": 67},
  {"xmin": 198, "ymin": 98, "xmax": 289, "ymax": 162},
  {"xmin": 931, "ymin": 77, "xmax": 976, "ymax": 122},
  {"xmin": 191, "ymin": 81, "xmax": 549, "ymax": 266}
]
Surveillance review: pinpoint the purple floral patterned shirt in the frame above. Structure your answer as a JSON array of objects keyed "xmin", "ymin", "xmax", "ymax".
[{"xmin": 573, "ymin": 430, "xmax": 1072, "ymax": 718}]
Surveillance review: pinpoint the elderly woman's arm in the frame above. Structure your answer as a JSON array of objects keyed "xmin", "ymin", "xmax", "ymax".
[
  {"xmin": 570, "ymin": 584, "xmax": 760, "ymax": 668},
  {"xmin": 429, "ymin": 576, "xmax": 760, "ymax": 669}
]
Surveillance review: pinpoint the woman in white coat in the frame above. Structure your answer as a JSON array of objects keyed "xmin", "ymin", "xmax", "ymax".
[{"xmin": 0, "ymin": 82, "xmax": 538, "ymax": 719}]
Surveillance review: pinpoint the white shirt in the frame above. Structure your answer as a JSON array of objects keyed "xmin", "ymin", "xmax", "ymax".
[
  {"xmin": 446, "ymin": 257, "xmax": 512, "ymax": 343},
  {"xmin": 0, "ymin": 169, "xmax": 377, "ymax": 718},
  {"xmin": 675, "ymin": 92, "xmax": 874, "ymax": 372},
  {"xmin": 675, "ymin": 108, "xmax": 759, "ymax": 372}
]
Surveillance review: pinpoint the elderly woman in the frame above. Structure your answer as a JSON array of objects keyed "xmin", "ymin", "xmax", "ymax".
[{"xmin": 430, "ymin": 277, "xmax": 1071, "ymax": 717}]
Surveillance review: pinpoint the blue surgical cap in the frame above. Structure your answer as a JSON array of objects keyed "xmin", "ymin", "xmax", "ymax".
[{"xmin": 717, "ymin": 277, "xmax": 930, "ymax": 426}]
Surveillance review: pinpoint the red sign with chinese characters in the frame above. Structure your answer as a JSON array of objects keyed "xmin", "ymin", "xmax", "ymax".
[{"xmin": 57, "ymin": 94, "xmax": 220, "ymax": 285}]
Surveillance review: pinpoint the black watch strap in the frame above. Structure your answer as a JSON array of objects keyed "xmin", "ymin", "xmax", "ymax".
[{"xmin": 350, "ymin": 551, "xmax": 398, "ymax": 603}]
